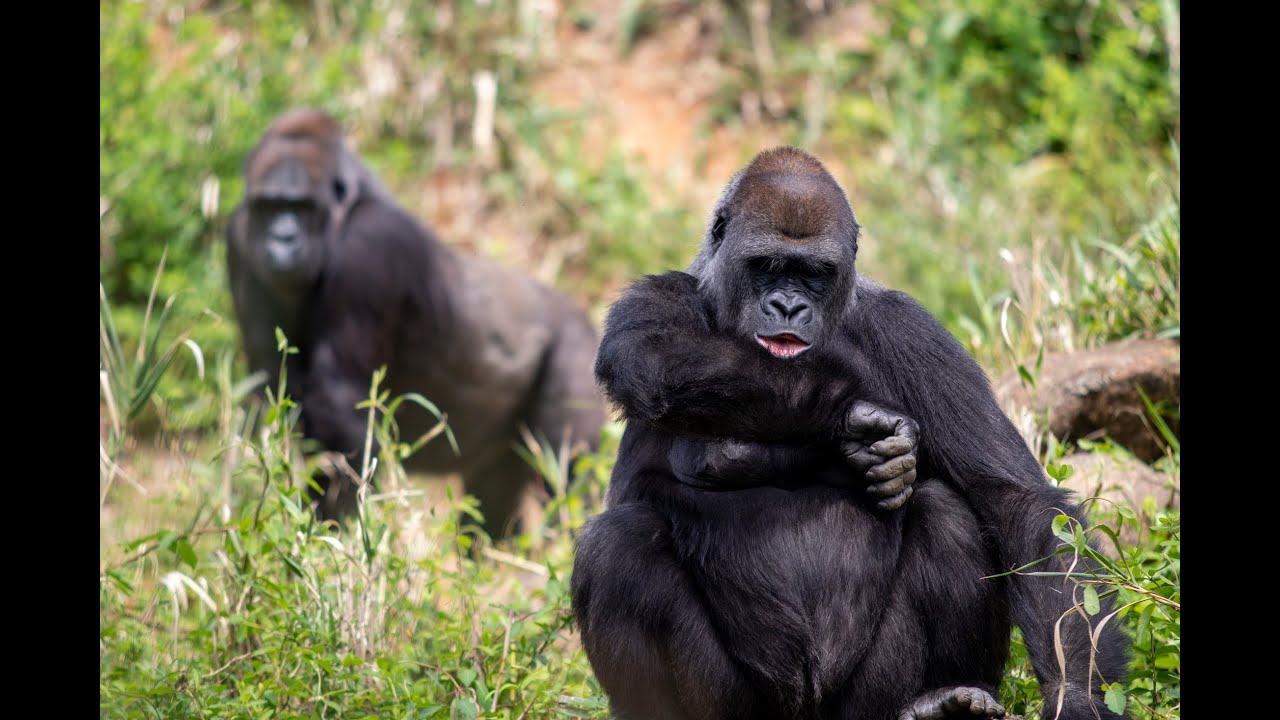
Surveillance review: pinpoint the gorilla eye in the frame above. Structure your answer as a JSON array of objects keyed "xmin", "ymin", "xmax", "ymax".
[
  {"xmin": 803, "ymin": 262, "xmax": 837, "ymax": 279},
  {"xmin": 332, "ymin": 178, "xmax": 348, "ymax": 204},
  {"xmin": 710, "ymin": 215, "xmax": 727, "ymax": 245}
]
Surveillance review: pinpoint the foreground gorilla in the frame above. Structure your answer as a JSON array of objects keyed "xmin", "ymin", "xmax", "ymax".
[
  {"xmin": 226, "ymin": 109, "xmax": 605, "ymax": 538},
  {"xmin": 571, "ymin": 147, "xmax": 1129, "ymax": 719}
]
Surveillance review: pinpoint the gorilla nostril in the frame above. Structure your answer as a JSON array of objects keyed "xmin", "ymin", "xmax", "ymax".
[{"xmin": 771, "ymin": 297, "xmax": 808, "ymax": 320}]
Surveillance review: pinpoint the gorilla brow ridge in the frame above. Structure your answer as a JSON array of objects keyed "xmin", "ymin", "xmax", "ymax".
[{"xmin": 241, "ymin": 109, "xmax": 350, "ymax": 190}]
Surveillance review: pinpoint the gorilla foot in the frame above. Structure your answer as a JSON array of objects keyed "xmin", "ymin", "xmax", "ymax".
[{"xmin": 897, "ymin": 686, "xmax": 1006, "ymax": 720}]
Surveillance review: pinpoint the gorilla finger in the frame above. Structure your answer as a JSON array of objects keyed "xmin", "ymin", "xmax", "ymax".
[
  {"xmin": 869, "ymin": 468, "xmax": 918, "ymax": 498},
  {"xmin": 868, "ymin": 474, "xmax": 906, "ymax": 497},
  {"xmin": 876, "ymin": 486, "xmax": 913, "ymax": 511},
  {"xmin": 868, "ymin": 435, "xmax": 913, "ymax": 457},
  {"xmin": 876, "ymin": 470, "xmax": 917, "ymax": 496},
  {"xmin": 842, "ymin": 440, "xmax": 868, "ymax": 455},
  {"xmin": 866, "ymin": 455, "xmax": 917, "ymax": 481},
  {"xmin": 943, "ymin": 688, "xmax": 973, "ymax": 712},
  {"xmin": 974, "ymin": 694, "xmax": 1004, "ymax": 717},
  {"xmin": 840, "ymin": 446, "xmax": 880, "ymax": 472}
]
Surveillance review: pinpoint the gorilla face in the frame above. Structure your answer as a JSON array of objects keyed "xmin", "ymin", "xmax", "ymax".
[
  {"xmin": 244, "ymin": 157, "xmax": 335, "ymax": 294},
  {"xmin": 691, "ymin": 148, "xmax": 860, "ymax": 361},
  {"xmin": 746, "ymin": 255, "xmax": 839, "ymax": 359}
]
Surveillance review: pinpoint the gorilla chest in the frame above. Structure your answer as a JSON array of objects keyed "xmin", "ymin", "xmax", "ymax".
[{"xmin": 672, "ymin": 489, "xmax": 903, "ymax": 691}]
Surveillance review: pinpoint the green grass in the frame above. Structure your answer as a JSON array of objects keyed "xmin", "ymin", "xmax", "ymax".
[{"xmin": 100, "ymin": 348, "xmax": 621, "ymax": 718}]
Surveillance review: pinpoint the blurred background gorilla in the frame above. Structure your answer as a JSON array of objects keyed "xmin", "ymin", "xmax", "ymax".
[
  {"xmin": 573, "ymin": 147, "xmax": 1129, "ymax": 720},
  {"xmin": 226, "ymin": 109, "xmax": 605, "ymax": 540}
]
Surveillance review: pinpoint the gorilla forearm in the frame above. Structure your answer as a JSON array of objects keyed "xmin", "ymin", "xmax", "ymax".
[
  {"xmin": 668, "ymin": 437, "xmax": 840, "ymax": 490},
  {"xmin": 298, "ymin": 339, "xmax": 379, "ymax": 462},
  {"xmin": 596, "ymin": 272, "xmax": 864, "ymax": 442}
]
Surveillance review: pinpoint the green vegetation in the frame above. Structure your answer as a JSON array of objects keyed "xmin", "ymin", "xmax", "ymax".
[{"xmin": 101, "ymin": 1, "xmax": 1179, "ymax": 717}]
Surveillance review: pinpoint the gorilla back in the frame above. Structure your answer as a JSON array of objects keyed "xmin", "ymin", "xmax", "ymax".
[{"xmin": 226, "ymin": 109, "xmax": 605, "ymax": 537}]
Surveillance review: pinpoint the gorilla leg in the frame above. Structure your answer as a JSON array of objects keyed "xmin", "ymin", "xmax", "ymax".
[
  {"xmin": 460, "ymin": 451, "xmax": 540, "ymax": 542},
  {"xmin": 832, "ymin": 480, "xmax": 1010, "ymax": 719},
  {"xmin": 307, "ymin": 453, "xmax": 363, "ymax": 524},
  {"xmin": 571, "ymin": 503, "xmax": 754, "ymax": 720},
  {"xmin": 526, "ymin": 307, "xmax": 607, "ymax": 464}
]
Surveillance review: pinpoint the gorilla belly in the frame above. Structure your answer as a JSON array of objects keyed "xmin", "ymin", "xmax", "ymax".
[{"xmin": 672, "ymin": 486, "xmax": 904, "ymax": 701}]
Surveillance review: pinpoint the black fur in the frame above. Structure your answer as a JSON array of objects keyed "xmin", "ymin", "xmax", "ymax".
[
  {"xmin": 572, "ymin": 147, "xmax": 1129, "ymax": 720},
  {"xmin": 226, "ymin": 109, "xmax": 605, "ymax": 538}
]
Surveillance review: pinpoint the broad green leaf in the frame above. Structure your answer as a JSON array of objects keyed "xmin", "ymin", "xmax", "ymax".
[
  {"xmin": 1103, "ymin": 683, "xmax": 1127, "ymax": 714},
  {"xmin": 451, "ymin": 697, "xmax": 478, "ymax": 720},
  {"xmin": 1083, "ymin": 586, "xmax": 1100, "ymax": 615}
]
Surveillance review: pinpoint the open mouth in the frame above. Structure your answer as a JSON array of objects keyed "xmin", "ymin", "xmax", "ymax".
[{"xmin": 756, "ymin": 333, "xmax": 810, "ymax": 359}]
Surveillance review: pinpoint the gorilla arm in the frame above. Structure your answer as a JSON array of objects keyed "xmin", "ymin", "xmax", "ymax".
[
  {"xmin": 294, "ymin": 203, "xmax": 437, "ymax": 506},
  {"xmin": 857, "ymin": 284, "xmax": 1129, "ymax": 720},
  {"xmin": 597, "ymin": 272, "xmax": 859, "ymax": 440},
  {"xmin": 598, "ymin": 271, "xmax": 918, "ymax": 507}
]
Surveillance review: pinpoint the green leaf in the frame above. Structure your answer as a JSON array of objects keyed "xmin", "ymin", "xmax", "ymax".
[
  {"xmin": 1083, "ymin": 585, "xmax": 1100, "ymax": 615},
  {"xmin": 1051, "ymin": 514, "xmax": 1074, "ymax": 543},
  {"xmin": 175, "ymin": 538, "xmax": 198, "ymax": 570},
  {"xmin": 1045, "ymin": 461, "xmax": 1074, "ymax": 483},
  {"xmin": 1136, "ymin": 385, "xmax": 1179, "ymax": 455},
  {"xmin": 450, "ymin": 697, "xmax": 478, "ymax": 720},
  {"xmin": 1153, "ymin": 653, "xmax": 1180, "ymax": 670},
  {"xmin": 1103, "ymin": 682, "xmax": 1127, "ymax": 714},
  {"xmin": 1017, "ymin": 364, "xmax": 1035, "ymax": 389}
]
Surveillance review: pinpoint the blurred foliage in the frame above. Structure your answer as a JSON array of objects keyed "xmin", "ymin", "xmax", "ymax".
[{"xmin": 101, "ymin": 0, "xmax": 1180, "ymax": 404}]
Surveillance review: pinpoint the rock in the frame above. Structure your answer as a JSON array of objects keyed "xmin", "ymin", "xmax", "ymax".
[
  {"xmin": 1054, "ymin": 451, "xmax": 1178, "ymax": 549},
  {"xmin": 993, "ymin": 339, "xmax": 1180, "ymax": 463},
  {"xmin": 1057, "ymin": 452, "xmax": 1179, "ymax": 511}
]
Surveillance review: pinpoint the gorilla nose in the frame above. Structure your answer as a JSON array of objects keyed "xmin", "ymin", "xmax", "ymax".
[
  {"xmin": 269, "ymin": 215, "xmax": 301, "ymax": 244},
  {"xmin": 769, "ymin": 296, "xmax": 810, "ymax": 321}
]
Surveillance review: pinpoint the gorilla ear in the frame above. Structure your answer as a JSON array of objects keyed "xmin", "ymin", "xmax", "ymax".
[
  {"xmin": 710, "ymin": 214, "xmax": 727, "ymax": 246},
  {"xmin": 331, "ymin": 149, "xmax": 363, "ymax": 218}
]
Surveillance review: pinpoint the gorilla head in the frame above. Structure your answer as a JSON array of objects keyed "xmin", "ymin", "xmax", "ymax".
[
  {"xmin": 688, "ymin": 148, "xmax": 861, "ymax": 360},
  {"xmin": 239, "ymin": 110, "xmax": 365, "ymax": 295}
]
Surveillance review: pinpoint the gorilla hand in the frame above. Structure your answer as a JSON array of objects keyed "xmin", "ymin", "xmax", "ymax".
[{"xmin": 841, "ymin": 399, "xmax": 919, "ymax": 510}]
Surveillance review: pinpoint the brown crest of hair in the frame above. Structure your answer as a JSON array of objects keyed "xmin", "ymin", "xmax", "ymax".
[
  {"xmin": 245, "ymin": 109, "xmax": 345, "ymax": 189},
  {"xmin": 728, "ymin": 147, "xmax": 852, "ymax": 242}
]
